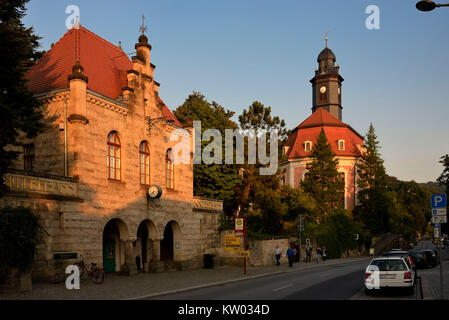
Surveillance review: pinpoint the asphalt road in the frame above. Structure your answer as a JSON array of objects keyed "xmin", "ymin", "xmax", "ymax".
[{"xmin": 151, "ymin": 259, "xmax": 370, "ymax": 300}]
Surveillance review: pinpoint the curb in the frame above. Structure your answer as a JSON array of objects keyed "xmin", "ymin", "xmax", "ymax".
[{"xmin": 123, "ymin": 257, "xmax": 370, "ymax": 300}]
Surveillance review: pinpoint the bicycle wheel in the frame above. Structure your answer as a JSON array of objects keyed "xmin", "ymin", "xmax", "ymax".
[{"xmin": 91, "ymin": 268, "xmax": 104, "ymax": 284}]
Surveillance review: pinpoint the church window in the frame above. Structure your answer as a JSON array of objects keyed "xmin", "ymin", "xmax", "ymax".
[
  {"xmin": 338, "ymin": 140, "xmax": 345, "ymax": 151},
  {"xmin": 107, "ymin": 132, "xmax": 121, "ymax": 181},
  {"xmin": 166, "ymin": 149, "xmax": 174, "ymax": 190},
  {"xmin": 140, "ymin": 141, "xmax": 150, "ymax": 185},
  {"xmin": 304, "ymin": 141, "xmax": 313, "ymax": 152}
]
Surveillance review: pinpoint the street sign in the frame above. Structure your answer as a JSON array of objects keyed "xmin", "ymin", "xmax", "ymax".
[
  {"xmin": 432, "ymin": 215, "xmax": 447, "ymax": 224},
  {"xmin": 431, "ymin": 194, "xmax": 447, "ymax": 209},
  {"xmin": 224, "ymin": 235, "xmax": 240, "ymax": 252},
  {"xmin": 240, "ymin": 250, "xmax": 250, "ymax": 257},
  {"xmin": 235, "ymin": 218, "xmax": 244, "ymax": 237},
  {"xmin": 434, "ymin": 227, "xmax": 440, "ymax": 239},
  {"xmin": 432, "ymin": 208, "xmax": 447, "ymax": 216}
]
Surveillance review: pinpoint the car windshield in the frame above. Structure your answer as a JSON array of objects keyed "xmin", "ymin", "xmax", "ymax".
[{"xmin": 369, "ymin": 259, "xmax": 407, "ymax": 271}]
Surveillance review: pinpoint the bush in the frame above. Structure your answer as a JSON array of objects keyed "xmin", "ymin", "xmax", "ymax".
[{"xmin": 0, "ymin": 206, "xmax": 42, "ymax": 271}]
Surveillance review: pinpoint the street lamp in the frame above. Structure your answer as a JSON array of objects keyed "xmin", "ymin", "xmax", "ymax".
[{"xmin": 416, "ymin": 0, "xmax": 449, "ymax": 11}]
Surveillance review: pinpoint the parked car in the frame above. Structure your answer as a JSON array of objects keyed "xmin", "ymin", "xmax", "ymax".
[
  {"xmin": 407, "ymin": 251, "xmax": 427, "ymax": 269},
  {"xmin": 418, "ymin": 250, "xmax": 439, "ymax": 268},
  {"xmin": 365, "ymin": 257, "xmax": 416, "ymax": 295},
  {"xmin": 383, "ymin": 250, "xmax": 416, "ymax": 270}
]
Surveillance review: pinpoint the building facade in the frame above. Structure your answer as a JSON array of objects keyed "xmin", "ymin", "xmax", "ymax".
[
  {"xmin": 1, "ymin": 25, "xmax": 222, "ymax": 282},
  {"xmin": 280, "ymin": 44, "xmax": 365, "ymax": 212}
]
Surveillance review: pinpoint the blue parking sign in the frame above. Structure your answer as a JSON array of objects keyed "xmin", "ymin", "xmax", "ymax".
[{"xmin": 431, "ymin": 194, "xmax": 447, "ymax": 209}]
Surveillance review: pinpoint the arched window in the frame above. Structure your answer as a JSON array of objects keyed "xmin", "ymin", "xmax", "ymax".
[
  {"xmin": 166, "ymin": 149, "xmax": 174, "ymax": 189},
  {"xmin": 140, "ymin": 141, "xmax": 150, "ymax": 185},
  {"xmin": 338, "ymin": 139, "xmax": 345, "ymax": 151},
  {"xmin": 107, "ymin": 132, "xmax": 121, "ymax": 181}
]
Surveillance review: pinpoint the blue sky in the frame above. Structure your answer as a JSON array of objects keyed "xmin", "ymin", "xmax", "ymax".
[{"xmin": 24, "ymin": 0, "xmax": 449, "ymax": 183}]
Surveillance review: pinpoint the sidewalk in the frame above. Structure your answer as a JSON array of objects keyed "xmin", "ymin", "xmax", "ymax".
[{"xmin": 0, "ymin": 256, "xmax": 370, "ymax": 300}]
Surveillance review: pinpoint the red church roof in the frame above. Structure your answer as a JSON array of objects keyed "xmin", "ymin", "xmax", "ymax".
[
  {"xmin": 285, "ymin": 109, "xmax": 364, "ymax": 159},
  {"xmin": 25, "ymin": 26, "xmax": 181, "ymax": 127}
]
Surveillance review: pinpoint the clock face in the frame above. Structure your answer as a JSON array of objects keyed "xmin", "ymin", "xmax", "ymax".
[
  {"xmin": 148, "ymin": 185, "xmax": 162, "ymax": 199},
  {"xmin": 320, "ymin": 86, "xmax": 327, "ymax": 94}
]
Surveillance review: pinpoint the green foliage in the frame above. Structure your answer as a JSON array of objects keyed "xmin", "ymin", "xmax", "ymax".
[
  {"xmin": 301, "ymin": 128, "xmax": 344, "ymax": 222},
  {"xmin": 174, "ymin": 91, "xmax": 241, "ymax": 215},
  {"xmin": 0, "ymin": 0, "xmax": 46, "ymax": 195},
  {"xmin": 0, "ymin": 206, "xmax": 43, "ymax": 271},
  {"xmin": 313, "ymin": 212, "xmax": 361, "ymax": 259},
  {"xmin": 436, "ymin": 154, "xmax": 449, "ymax": 234}
]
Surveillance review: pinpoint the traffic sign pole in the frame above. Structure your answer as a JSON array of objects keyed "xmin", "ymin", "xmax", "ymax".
[
  {"xmin": 431, "ymin": 194, "xmax": 446, "ymax": 300},
  {"xmin": 243, "ymin": 218, "xmax": 247, "ymax": 275}
]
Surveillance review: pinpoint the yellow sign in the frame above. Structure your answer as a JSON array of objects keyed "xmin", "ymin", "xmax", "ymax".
[
  {"xmin": 4, "ymin": 173, "xmax": 78, "ymax": 197},
  {"xmin": 241, "ymin": 250, "xmax": 250, "ymax": 257},
  {"xmin": 224, "ymin": 235, "xmax": 240, "ymax": 252}
]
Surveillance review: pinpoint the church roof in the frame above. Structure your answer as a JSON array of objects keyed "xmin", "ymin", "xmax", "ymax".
[
  {"xmin": 285, "ymin": 109, "xmax": 364, "ymax": 160},
  {"xmin": 25, "ymin": 26, "xmax": 181, "ymax": 126},
  {"xmin": 317, "ymin": 47, "xmax": 336, "ymax": 63}
]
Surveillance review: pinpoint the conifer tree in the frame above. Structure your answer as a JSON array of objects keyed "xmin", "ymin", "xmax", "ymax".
[
  {"xmin": 437, "ymin": 154, "xmax": 449, "ymax": 234},
  {"xmin": 301, "ymin": 128, "xmax": 345, "ymax": 223},
  {"xmin": 0, "ymin": 0, "xmax": 46, "ymax": 195},
  {"xmin": 354, "ymin": 123, "xmax": 391, "ymax": 234}
]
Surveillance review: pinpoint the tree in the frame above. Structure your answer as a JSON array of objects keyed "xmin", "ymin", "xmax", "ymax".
[
  {"xmin": 354, "ymin": 123, "xmax": 392, "ymax": 235},
  {"xmin": 0, "ymin": 0, "xmax": 46, "ymax": 195},
  {"xmin": 174, "ymin": 91, "xmax": 241, "ymax": 215},
  {"xmin": 301, "ymin": 128, "xmax": 345, "ymax": 223}
]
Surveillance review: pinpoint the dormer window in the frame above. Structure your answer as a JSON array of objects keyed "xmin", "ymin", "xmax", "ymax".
[
  {"xmin": 304, "ymin": 141, "xmax": 313, "ymax": 152},
  {"xmin": 338, "ymin": 139, "xmax": 345, "ymax": 151}
]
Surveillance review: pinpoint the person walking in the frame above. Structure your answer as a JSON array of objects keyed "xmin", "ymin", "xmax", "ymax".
[
  {"xmin": 322, "ymin": 246, "xmax": 327, "ymax": 262},
  {"xmin": 306, "ymin": 245, "xmax": 312, "ymax": 262},
  {"xmin": 275, "ymin": 245, "xmax": 281, "ymax": 266},
  {"xmin": 286, "ymin": 246, "xmax": 295, "ymax": 267},
  {"xmin": 316, "ymin": 246, "xmax": 322, "ymax": 263}
]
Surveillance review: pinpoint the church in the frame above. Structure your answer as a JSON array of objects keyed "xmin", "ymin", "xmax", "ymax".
[
  {"xmin": 1, "ymin": 24, "xmax": 223, "ymax": 282},
  {"xmin": 280, "ymin": 40, "xmax": 365, "ymax": 212}
]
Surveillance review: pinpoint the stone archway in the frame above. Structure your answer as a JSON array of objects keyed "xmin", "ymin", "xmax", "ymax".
[
  {"xmin": 160, "ymin": 221, "xmax": 182, "ymax": 261},
  {"xmin": 102, "ymin": 218, "xmax": 129, "ymax": 273},
  {"xmin": 136, "ymin": 219, "xmax": 158, "ymax": 272}
]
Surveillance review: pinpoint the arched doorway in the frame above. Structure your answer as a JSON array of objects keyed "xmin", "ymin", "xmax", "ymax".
[
  {"xmin": 160, "ymin": 221, "xmax": 182, "ymax": 261},
  {"xmin": 136, "ymin": 223, "xmax": 148, "ymax": 271},
  {"xmin": 103, "ymin": 219, "xmax": 128, "ymax": 273}
]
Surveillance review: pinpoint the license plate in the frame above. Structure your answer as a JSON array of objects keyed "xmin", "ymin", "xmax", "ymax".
[{"xmin": 379, "ymin": 274, "xmax": 395, "ymax": 279}]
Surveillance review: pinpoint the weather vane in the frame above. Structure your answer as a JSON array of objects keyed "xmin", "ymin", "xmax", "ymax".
[
  {"xmin": 139, "ymin": 14, "xmax": 147, "ymax": 35},
  {"xmin": 323, "ymin": 30, "xmax": 330, "ymax": 47}
]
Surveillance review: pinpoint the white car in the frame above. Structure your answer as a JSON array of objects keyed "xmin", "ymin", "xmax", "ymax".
[{"xmin": 364, "ymin": 257, "xmax": 415, "ymax": 295}]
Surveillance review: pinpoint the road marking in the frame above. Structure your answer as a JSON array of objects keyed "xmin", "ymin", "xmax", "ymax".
[{"xmin": 273, "ymin": 284, "xmax": 293, "ymax": 292}]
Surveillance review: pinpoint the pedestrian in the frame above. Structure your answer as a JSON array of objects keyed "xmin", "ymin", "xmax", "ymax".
[
  {"xmin": 275, "ymin": 245, "xmax": 281, "ymax": 266},
  {"xmin": 286, "ymin": 245, "xmax": 295, "ymax": 267},
  {"xmin": 322, "ymin": 246, "xmax": 327, "ymax": 262},
  {"xmin": 306, "ymin": 245, "xmax": 312, "ymax": 262},
  {"xmin": 316, "ymin": 247, "xmax": 321, "ymax": 263}
]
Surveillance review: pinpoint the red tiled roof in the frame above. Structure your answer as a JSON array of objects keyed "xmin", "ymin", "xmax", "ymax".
[
  {"xmin": 286, "ymin": 109, "xmax": 364, "ymax": 159},
  {"xmin": 26, "ymin": 26, "xmax": 132, "ymax": 99},
  {"xmin": 25, "ymin": 26, "xmax": 181, "ymax": 127},
  {"xmin": 159, "ymin": 97, "xmax": 182, "ymax": 128}
]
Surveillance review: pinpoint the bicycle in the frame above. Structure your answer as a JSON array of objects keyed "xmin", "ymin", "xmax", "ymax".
[{"xmin": 74, "ymin": 255, "xmax": 105, "ymax": 284}]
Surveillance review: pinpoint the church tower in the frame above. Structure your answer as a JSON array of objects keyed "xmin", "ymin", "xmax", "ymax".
[{"xmin": 310, "ymin": 38, "xmax": 344, "ymax": 120}]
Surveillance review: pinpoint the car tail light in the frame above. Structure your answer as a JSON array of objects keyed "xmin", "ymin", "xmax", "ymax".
[
  {"xmin": 365, "ymin": 272, "xmax": 371, "ymax": 279},
  {"xmin": 404, "ymin": 272, "xmax": 411, "ymax": 280}
]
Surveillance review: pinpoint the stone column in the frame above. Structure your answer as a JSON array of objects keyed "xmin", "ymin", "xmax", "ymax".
[
  {"xmin": 149, "ymin": 238, "xmax": 163, "ymax": 273},
  {"xmin": 121, "ymin": 240, "xmax": 137, "ymax": 276}
]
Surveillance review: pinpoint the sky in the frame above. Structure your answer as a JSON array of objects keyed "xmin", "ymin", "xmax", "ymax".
[{"xmin": 23, "ymin": 0, "xmax": 449, "ymax": 183}]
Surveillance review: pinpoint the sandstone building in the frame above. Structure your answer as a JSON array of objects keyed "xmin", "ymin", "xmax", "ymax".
[{"xmin": 1, "ymin": 25, "xmax": 222, "ymax": 281}]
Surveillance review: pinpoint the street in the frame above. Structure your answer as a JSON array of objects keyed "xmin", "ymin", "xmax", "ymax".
[{"xmin": 151, "ymin": 241, "xmax": 448, "ymax": 300}]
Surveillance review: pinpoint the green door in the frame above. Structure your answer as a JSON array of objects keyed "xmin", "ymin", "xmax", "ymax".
[{"xmin": 103, "ymin": 238, "xmax": 116, "ymax": 272}]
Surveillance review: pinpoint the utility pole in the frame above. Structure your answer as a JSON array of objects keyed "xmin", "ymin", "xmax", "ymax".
[{"xmin": 298, "ymin": 214, "xmax": 304, "ymax": 263}]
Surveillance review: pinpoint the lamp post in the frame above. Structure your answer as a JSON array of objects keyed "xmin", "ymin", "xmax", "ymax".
[{"xmin": 416, "ymin": 0, "xmax": 449, "ymax": 11}]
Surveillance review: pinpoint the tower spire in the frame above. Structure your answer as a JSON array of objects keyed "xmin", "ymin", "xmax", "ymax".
[
  {"xmin": 139, "ymin": 14, "xmax": 147, "ymax": 35},
  {"xmin": 323, "ymin": 30, "xmax": 330, "ymax": 48}
]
